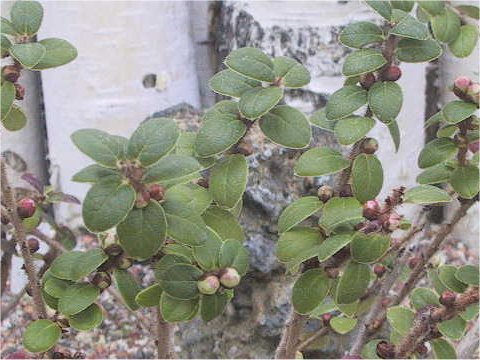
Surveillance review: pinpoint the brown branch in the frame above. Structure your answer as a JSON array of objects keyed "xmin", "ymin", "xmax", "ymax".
[
  {"xmin": 395, "ymin": 287, "xmax": 479, "ymax": 358},
  {"xmin": 0, "ymin": 160, "xmax": 47, "ymax": 320},
  {"xmin": 30, "ymin": 228, "xmax": 67, "ymax": 252},
  {"xmin": 156, "ymin": 308, "xmax": 175, "ymax": 359},
  {"xmin": 1, "ymin": 239, "xmax": 15, "ymax": 293},
  {"xmin": 297, "ymin": 326, "xmax": 329, "ymax": 351},
  {"xmin": 275, "ymin": 312, "xmax": 308, "ymax": 359}
]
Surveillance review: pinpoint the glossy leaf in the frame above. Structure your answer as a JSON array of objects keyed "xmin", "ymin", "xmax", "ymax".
[
  {"xmin": 259, "ymin": 105, "xmax": 311, "ymax": 148},
  {"xmin": 192, "ymin": 229, "xmax": 223, "ymax": 271},
  {"xmin": 450, "ymin": 165, "xmax": 479, "ymax": 199},
  {"xmin": 68, "ymin": 303, "xmax": 103, "ymax": 331},
  {"xmin": 431, "ymin": 9, "xmax": 461, "ymax": 44},
  {"xmin": 309, "ymin": 108, "xmax": 336, "ymax": 131},
  {"xmin": 202, "ymin": 206, "xmax": 244, "ymax": 242},
  {"xmin": 210, "ymin": 154, "xmax": 248, "ymax": 209},
  {"xmin": 335, "ymin": 261, "xmax": 370, "ymax": 304},
  {"xmin": 1, "ymin": 17, "xmax": 17, "ymax": 35},
  {"xmin": 403, "ymin": 185, "xmax": 451, "ymax": 205},
  {"xmin": 342, "ymin": 49, "xmax": 387, "ymax": 77},
  {"xmin": 224, "ymin": 47, "xmax": 275, "ymax": 82},
  {"xmin": 50, "ymin": 249, "xmax": 108, "ymax": 281},
  {"xmin": 208, "ymin": 69, "xmax": 260, "ymax": 97},
  {"xmin": 431, "ymin": 338, "xmax": 457, "ymax": 359},
  {"xmin": 278, "ymin": 196, "xmax": 323, "ymax": 233},
  {"xmin": 438, "ymin": 265, "xmax": 468, "ymax": 293},
  {"xmin": 164, "ymin": 210, "xmax": 210, "ymax": 247},
  {"xmin": 10, "ymin": 42, "xmax": 45, "ymax": 68},
  {"xmin": 417, "ymin": 1, "xmax": 445, "ymax": 16},
  {"xmin": 32, "ymin": 38, "xmax": 77, "ymax": 70},
  {"xmin": 292, "ymin": 268, "xmax": 331, "ymax": 314},
  {"xmin": 164, "ymin": 183, "xmax": 212, "ymax": 215},
  {"xmin": 238, "ymin": 86, "xmax": 283, "ymax": 120},
  {"xmin": 365, "ymin": 0, "xmax": 392, "ymax": 19},
  {"xmin": 160, "ymin": 293, "xmax": 199, "ymax": 322},
  {"xmin": 11, "ymin": 1, "xmax": 43, "ymax": 35},
  {"xmin": 317, "ymin": 233, "xmax": 353, "ymax": 262},
  {"xmin": 113, "ymin": 269, "xmax": 141, "ymax": 311},
  {"xmin": 418, "ymin": 138, "xmax": 457, "ymax": 169},
  {"xmin": 438, "ymin": 316, "xmax": 466, "ymax": 340},
  {"xmin": 330, "ymin": 317, "xmax": 357, "ymax": 334},
  {"xmin": 23, "ymin": 319, "xmax": 60, "ymax": 353},
  {"xmin": 339, "ymin": 21, "xmax": 384, "ymax": 48},
  {"xmin": 326, "ymin": 85, "xmax": 367, "ymax": 120},
  {"xmin": 157, "ymin": 264, "xmax": 203, "ymax": 300},
  {"xmin": 351, "ymin": 232, "xmax": 390, "ymax": 264},
  {"xmin": 368, "ymin": 81, "xmax": 403, "ymax": 124},
  {"xmin": 390, "ymin": 10, "xmax": 429, "ymax": 40},
  {"xmin": 351, "ymin": 154, "xmax": 383, "ymax": 203},
  {"xmin": 71, "ymin": 164, "xmax": 121, "ymax": 183},
  {"xmin": 334, "ymin": 116, "xmax": 375, "ymax": 145},
  {"xmin": 319, "ymin": 197, "xmax": 363, "ymax": 234},
  {"xmin": 71, "ymin": 129, "xmax": 125, "ymax": 168},
  {"xmin": 455, "ymin": 264, "xmax": 480, "ymax": 286},
  {"xmin": 276, "ymin": 227, "xmax": 324, "ymax": 270},
  {"xmin": 410, "ymin": 287, "xmax": 440, "ymax": 310},
  {"xmin": 449, "ymin": 25, "xmax": 478, "ymax": 58},
  {"xmin": 58, "ymin": 283, "xmax": 99, "ymax": 316},
  {"xmin": 200, "ymin": 292, "xmax": 229, "ymax": 322},
  {"xmin": 272, "ymin": 56, "xmax": 310, "ymax": 88},
  {"xmin": 294, "ymin": 147, "xmax": 350, "ymax": 177},
  {"xmin": 135, "ymin": 284, "xmax": 163, "ymax": 307},
  {"xmin": 396, "ymin": 38, "xmax": 443, "ymax": 63},
  {"xmin": 43, "ymin": 277, "xmax": 73, "ymax": 299},
  {"xmin": 218, "ymin": 239, "xmax": 249, "ymax": 275},
  {"xmin": 153, "ymin": 254, "xmax": 191, "ymax": 282},
  {"xmin": 442, "ymin": 100, "xmax": 477, "ymax": 124},
  {"xmin": 143, "ymin": 155, "xmax": 202, "ymax": 184},
  {"xmin": 416, "ymin": 164, "xmax": 453, "ymax": 185}
]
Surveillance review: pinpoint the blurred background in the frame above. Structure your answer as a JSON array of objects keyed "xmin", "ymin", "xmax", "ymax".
[{"xmin": 1, "ymin": 1, "xmax": 479, "ymax": 358}]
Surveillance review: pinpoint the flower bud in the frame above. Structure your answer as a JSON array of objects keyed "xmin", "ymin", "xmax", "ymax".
[
  {"xmin": 361, "ymin": 138, "xmax": 379, "ymax": 154},
  {"xmin": 384, "ymin": 212, "xmax": 401, "ymax": 231},
  {"xmin": 469, "ymin": 140, "xmax": 479, "ymax": 153},
  {"xmin": 454, "ymin": 76, "xmax": 472, "ymax": 92},
  {"xmin": 439, "ymin": 290, "xmax": 456, "ymax": 306},
  {"xmin": 14, "ymin": 83, "xmax": 25, "ymax": 100},
  {"xmin": 415, "ymin": 342, "xmax": 428, "ymax": 356},
  {"xmin": 135, "ymin": 190, "xmax": 150, "ymax": 208},
  {"xmin": 197, "ymin": 178, "xmax": 209, "ymax": 189},
  {"xmin": 317, "ymin": 185, "xmax": 334, "ymax": 203},
  {"xmin": 360, "ymin": 73, "xmax": 376, "ymax": 90},
  {"xmin": 2, "ymin": 65, "xmax": 21, "ymax": 82},
  {"xmin": 91, "ymin": 271, "xmax": 112, "ymax": 289},
  {"xmin": 407, "ymin": 256, "xmax": 421, "ymax": 270},
  {"xmin": 116, "ymin": 256, "xmax": 133, "ymax": 270},
  {"xmin": 219, "ymin": 267, "xmax": 241, "ymax": 288},
  {"xmin": 376, "ymin": 341, "xmax": 395, "ymax": 359},
  {"xmin": 383, "ymin": 65, "xmax": 402, "ymax": 81},
  {"xmin": 26, "ymin": 237, "xmax": 40, "ymax": 253},
  {"xmin": 148, "ymin": 184, "xmax": 165, "ymax": 202},
  {"xmin": 17, "ymin": 198, "xmax": 36, "ymax": 219},
  {"xmin": 197, "ymin": 275, "xmax": 220, "ymax": 295},
  {"xmin": 105, "ymin": 244, "xmax": 124, "ymax": 257},
  {"xmin": 321, "ymin": 312, "xmax": 333, "ymax": 325},
  {"xmin": 467, "ymin": 83, "xmax": 480, "ymax": 104},
  {"xmin": 373, "ymin": 264, "xmax": 386, "ymax": 278},
  {"xmin": 363, "ymin": 200, "xmax": 381, "ymax": 220},
  {"xmin": 236, "ymin": 142, "xmax": 254, "ymax": 156}
]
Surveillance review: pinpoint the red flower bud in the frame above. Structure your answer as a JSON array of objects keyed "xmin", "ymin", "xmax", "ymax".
[
  {"xmin": 376, "ymin": 341, "xmax": 395, "ymax": 359},
  {"xmin": 383, "ymin": 65, "xmax": 402, "ymax": 81},
  {"xmin": 2, "ymin": 65, "xmax": 21, "ymax": 82},
  {"xmin": 373, "ymin": 264, "xmax": 386, "ymax": 278},
  {"xmin": 317, "ymin": 185, "xmax": 334, "ymax": 203},
  {"xmin": 197, "ymin": 275, "xmax": 220, "ymax": 295},
  {"xmin": 321, "ymin": 312, "xmax": 333, "ymax": 325},
  {"xmin": 469, "ymin": 140, "xmax": 479, "ymax": 153},
  {"xmin": 236, "ymin": 142, "xmax": 254, "ymax": 156},
  {"xmin": 148, "ymin": 184, "xmax": 165, "ymax": 201},
  {"xmin": 363, "ymin": 200, "xmax": 381, "ymax": 220},
  {"xmin": 26, "ymin": 237, "xmax": 40, "ymax": 253},
  {"xmin": 454, "ymin": 76, "xmax": 472, "ymax": 92},
  {"xmin": 14, "ymin": 83, "xmax": 25, "ymax": 100},
  {"xmin": 467, "ymin": 83, "xmax": 480, "ymax": 104},
  {"xmin": 17, "ymin": 198, "xmax": 36, "ymax": 219},
  {"xmin": 439, "ymin": 290, "xmax": 456, "ymax": 306},
  {"xmin": 197, "ymin": 178, "xmax": 209, "ymax": 189},
  {"xmin": 135, "ymin": 190, "xmax": 150, "ymax": 208},
  {"xmin": 360, "ymin": 73, "xmax": 376, "ymax": 90},
  {"xmin": 219, "ymin": 267, "xmax": 241, "ymax": 288}
]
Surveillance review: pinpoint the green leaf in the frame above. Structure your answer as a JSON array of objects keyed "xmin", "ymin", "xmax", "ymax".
[
  {"xmin": 309, "ymin": 108, "xmax": 336, "ymax": 131},
  {"xmin": 218, "ymin": 239, "xmax": 249, "ymax": 275},
  {"xmin": 403, "ymin": 185, "xmax": 451, "ymax": 204},
  {"xmin": 335, "ymin": 261, "xmax": 370, "ymax": 304},
  {"xmin": 58, "ymin": 283, "xmax": 99, "ymax": 316},
  {"xmin": 210, "ymin": 154, "xmax": 248, "ymax": 209},
  {"xmin": 10, "ymin": 42, "xmax": 45, "ymax": 68},
  {"xmin": 333, "ymin": 116, "xmax": 375, "ymax": 145},
  {"xmin": 339, "ymin": 21, "xmax": 384, "ymax": 48},
  {"xmin": 294, "ymin": 147, "xmax": 350, "ymax": 177},
  {"xmin": 135, "ymin": 284, "xmax": 163, "ymax": 307},
  {"xmin": 276, "ymin": 227, "xmax": 324, "ymax": 270},
  {"xmin": 438, "ymin": 265, "xmax": 468, "ymax": 293},
  {"xmin": 43, "ymin": 277, "xmax": 73, "ymax": 298},
  {"xmin": 390, "ymin": 10, "xmax": 429, "ymax": 40},
  {"xmin": 192, "ymin": 229, "xmax": 222, "ymax": 271},
  {"xmin": 208, "ymin": 69, "xmax": 260, "ymax": 98},
  {"xmin": 429, "ymin": 268, "xmax": 448, "ymax": 295},
  {"xmin": 351, "ymin": 232, "xmax": 390, "ymax": 264},
  {"xmin": 450, "ymin": 165, "xmax": 479, "ymax": 199},
  {"xmin": 1, "ymin": 17, "xmax": 18, "ymax": 35},
  {"xmin": 278, "ymin": 196, "xmax": 323, "ymax": 234},
  {"xmin": 365, "ymin": 0, "xmax": 392, "ymax": 19},
  {"xmin": 2, "ymin": 105, "xmax": 27, "ymax": 131},
  {"xmin": 361, "ymin": 340, "xmax": 383, "ymax": 359},
  {"xmin": 200, "ymin": 292, "xmax": 229, "ymax": 322},
  {"xmin": 448, "ymin": 24, "xmax": 478, "ymax": 58},
  {"xmin": 42, "ymin": 289, "xmax": 58, "ymax": 309},
  {"xmin": 396, "ymin": 38, "xmax": 443, "ymax": 62},
  {"xmin": 153, "ymin": 254, "xmax": 191, "ymax": 281},
  {"xmin": 117, "ymin": 200, "xmax": 166, "ymax": 259},
  {"xmin": 391, "ymin": 1, "xmax": 414, "ymax": 12},
  {"xmin": 336, "ymin": 299, "xmax": 359, "ymax": 318},
  {"xmin": 326, "ymin": 85, "xmax": 367, "ymax": 120},
  {"xmin": 352, "ymin": 154, "xmax": 383, "ymax": 203},
  {"xmin": 416, "ymin": 164, "xmax": 453, "ymax": 185},
  {"xmin": 259, "ymin": 105, "xmax": 311, "ymax": 148},
  {"xmin": 224, "ymin": 47, "xmax": 275, "ymax": 82},
  {"xmin": 1, "ymin": 81, "xmax": 15, "ymax": 120},
  {"xmin": 164, "ymin": 183, "xmax": 212, "ymax": 215},
  {"xmin": 71, "ymin": 164, "xmax": 121, "ymax": 183},
  {"xmin": 431, "ymin": 9, "xmax": 461, "ymax": 44},
  {"xmin": 417, "ymin": 1, "xmax": 445, "ymax": 16},
  {"xmin": 342, "ymin": 49, "xmax": 387, "ymax": 77},
  {"xmin": 50, "ymin": 249, "xmax": 108, "ymax": 281},
  {"xmin": 164, "ymin": 210, "xmax": 210, "ymax": 247},
  {"xmin": 71, "ymin": 129, "xmax": 125, "ymax": 168},
  {"xmin": 317, "ymin": 233, "xmax": 353, "ymax": 262},
  {"xmin": 330, "ymin": 317, "xmax": 357, "ymax": 334},
  {"xmin": 68, "ymin": 303, "xmax": 103, "ymax": 331},
  {"xmin": 319, "ymin": 197, "xmax": 363, "ymax": 234},
  {"xmin": 31, "ymin": 38, "xmax": 77, "ymax": 70},
  {"xmin": 387, "ymin": 306, "xmax": 414, "ymax": 336},
  {"xmin": 292, "ymin": 269, "xmax": 331, "ymax": 314},
  {"xmin": 202, "ymin": 206, "xmax": 244, "ymax": 242},
  {"xmin": 82, "ymin": 179, "xmax": 135, "ymax": 232},
  {"xmin": 22, "ymin": 205, "xmax": 42, "ymax": 231},
  {"xmin": 1, "ymin": 34, "xmax": 12, "ymax": 56},
  {"xmin": 11, "ymin": 1, "xmax": 43, "ymax": 35},
  {"xmin": 438, "ymin": 316, "xmax": 466, "ymax": 340},
  {"xmin": 195, "ymin": 101, "xmax": 246, "ymax": 157},
  {"xmin": 410, "ymin": 287, "xmax": 440, "ymax": 310},
  {"xmin": 127, "ymin": 117, "xmax": 179, "ymax": 167},
  {"xmin": 23, "ymin": 319, "xmax": 60, "ymax": 353},
  {"xmin": 158, "ymin": 264, "xmax": 202, "ymax": 300},
  {"xmin": 368, "ymin": 81, "xmax": 403, "ymax": 124},
  {"xmin": 143, "ymin": 155, "xmax": 202, "ymax": 184},
  {"xmin": 238, "ymin": 86, "xmax": 283, "ymax": 120},
  {"xmin": 418, "ymin": 138, "xmax": 457, "ymax": 169},
  {"xmin": 162, "ymin": 243, "xmax": 194, "ymax": 261},
  {"xmin": 113, "ymin": 269, "xmax": 141, "ymax": 311},
  {"xmin": 431, "ymin": 338, "xmax": 457, "ymax": 359},
  {"xmin": 272, "ymin": 56, "xmax": 310, "ymax": 88},
  {"xmin": 455, "ymin": 264, "xmax": 480, "ymax": 286},
  {"xmin": 437, "ymin": 124, "xmax": 458, "ymax": 138},
  {"xmin": 425, "ymin": 111, "xmax": 446, "ymax": 128},
  {"xmin": 386, "ymin": 120, "xmax": 401, "ymax": 152},
  {"xmin": 160, "ymin": 293, "xmax": 199, "ymax": 322},
  {"xmin": 442, "ymin": 100, "xmax": 477, "ymax": 124},
  {"xmin": 455, "ymin": 5, "xmax": 480, "ymax": 20}
]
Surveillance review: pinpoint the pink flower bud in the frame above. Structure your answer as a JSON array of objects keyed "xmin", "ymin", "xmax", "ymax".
[
  {"xmin": 197, "ymin": 275, "xmax": 220, "ymax": 295},
  {"xmin": 17, "ymin": 198, "xmax": 36, "ymax": 219},
  {"xmin": 385, "ymin": 213, "xmax": 401, "ymax": 231},
  {"xmin": 363, "ymin": 200, "xmax": 381, "ymax": 220},
  {"xmin": 219, "ymin": 268, "xmax": 241, "ymax": 288},
  {"xmin": 454, "ymin": 76, "xmax": 472, "ymax": 92},
  {"xmin": 383, "ymin": 65, "xmax": 402, "ymax": 81},
  {"xmin": 469, "ymin": 141, "xmax": 479, "ymax": 153},
  {"xmin": 467, "ymin": 83, "xmax": 480, "ymax": 104}
]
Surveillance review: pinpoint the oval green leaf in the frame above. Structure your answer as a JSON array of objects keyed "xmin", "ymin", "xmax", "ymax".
[
  {"xmin": 438, "ymin": 265, "xmax": 468, "ymax": 293},
  {"xmin": 416, "ymin": 164, "xmax": 453, "ymax": 185},
  {"xmin": 278, "ymin": 196, "xmax": 323, "ymax": 234},
  {"xmin": 218, "ymin": 239, "xmax": 249, "ymax": 276},
  {"xmin": 352, "ymin": 154, "xmax": 383, "ymax": 203},
  {"xmin": 351, "ymin": 232, "xmax": 390, "ymax": 264},
  {"xmin": 210, "ymin": 154, "xmax": 248, "ymax": 209},
  {"xmin": 339, "ymin": 21, "xmax": 384, "ymax": 48},
  {"xmin": 58, "ymin": 283, "xmax": 99, "ymax": 316},
  {"xmin": 135, "ymin": 284, "xmax": 163, "ymax": 307},
  {"xmin": 335, "ymin": 261, "xmax": 370, "ymax": 304},
  {"xmin": 319, "ymin": 197, "xmax": 363, "ymax": 234},
  {"xmin": 200, "ymin": 292, "xmax": 229, "ymax": 322},
  {"xmin": 330, "ymin": 317, "xmax": 357, "ymax": 334},
  {"xmin": 418, "ymin": 138, "xmax": 458, "ymax": 169},
  {"xmin": 431, "ymin": 338, "xmax": 457, "ymax": 359},
  {"xmin": 1, "ymin": 81, "xmax": 15, "ymax": 120},
  {"xmin": 317, "ymin": 233, "xmax": 353, "ymax": 262},
  {"xmin": 431, "ymin": 9, "xmax": 461, "ymax": 44},
  {"xmin": 272, "ymin": 56, "xmax": 310, "ymax": 88},
  {"xmin": 276, "ymin": 227, "xmax": 324, "ymax": 269},
  {"xmin": 31, "ymin": 38, "xmax": 77, "ymax": 70},
  {"xmin": 202, "ymin": 206, "xmax": 244, "ymax": 242},
  {"xmin": 309, "ymin": 108, "xmax": 336, "ymax": 131},
  {"xmin": 68, "ymin": 303, "xmax": 103, "ymax": 331},
  {"xmin": 160, "ymin": 292, "xmax": 199, "ymax": 322},
  {"xmin": 143, "ymin": 155, "xmax": 202, "ymax": 184},
  {"xmin": 326, "ymin": 85, "xmax": 367, "ymax": 120},
  {"xmin": 292, "ymin": 268, "xmax": 331, "ymax": 314},
  {"xmin": 113, "ymin": 269, "xmax": 141, "ymax": 311},
  {"xmin": 208, "ymin": 69, "xmax": 260, "ymax": 98},
  {"xmin": 224, "ymin": 47, "xmax": 275, "ymax": 82},
  {"xmin": 238, "ymin": 86, "xmax": 283, "ymax": 120},
  {"xmin": 396, "ymin": 38, "xmax": 443, "ymax": 63},
  {"xmin": 11, "ymin": 1, "xmax": 43, "ymax": 35},
  {"xmin": 10, "ymin": 42, "xmax": 45, "ymax": 68},
  {"xmin": 2, "ymin": 105, "xmax": 27, "ymax": 131},
  {"xmin": 450, "ymin": 165, "xmax": 479, "ymax": 199},
  {"xmin": 368, "ymin": 81, "xmax": 403, "ymax": 124},
  {"xmin": 403, "ymin": 185, "xmax": 451, "ymax": 205},
  {"xmin": 23, "ymin": 319, "xmax": 60, "ymax": 353},
  {"xmin": 342, "ymin": 49, "xmax": 387, "ymax": 77},
  {"xmin": 390, "ymin": 10, "xmax": 429, "ymax": 40},
  {"xmin": 455, "ymin": 264, "xmax": 480, "ymax": 286},
  {"xmin": 158, "ymin": 264, "xmax": 203, "ymax": 300},
  {"xmin": 334, "ymin": 116, "xmax": 375, "ymax": 145},
  {"xmin": 449, "ymin": 25, "xmax": 478, "ymax": 58},
  {"xmin": 50, "ymin": 249, "xmax": 108, "ymax": 281},
  {"xmin": 294, "ymin": 147, "xmax": 350, "ymax": 177}
]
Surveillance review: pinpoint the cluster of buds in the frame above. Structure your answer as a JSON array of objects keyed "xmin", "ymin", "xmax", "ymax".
[
  {"xmin": 453, "ymin": 76, "xmax": 480, "ymax": 105},
  {"xmin": 439, "ymin": 289, "xmax": 457, "ymax": 306},
  {"xmin": 134, "ymin": 183, "xmax": 165, "ymax": 208},
  {"xmin": 358, "ymin": 199, "xmax": 403, "ymax": 234},
  {"xmin": 359, "ymin": 65, "xmax": 402, "ymax": 90},
  {"xmin": 2, "ymin": 65, "xmax": 25, "ymax": 100},
  {"xmin": 16, "ymin": 198, "xmax": 37, "ymax": 219},
  {"xmin": 95, "ymin": 243, "xmax": 132, "ymax": 284},
  {"xmin": 197, "ymin": 267, "xmax": 241, "ymax": 295}
]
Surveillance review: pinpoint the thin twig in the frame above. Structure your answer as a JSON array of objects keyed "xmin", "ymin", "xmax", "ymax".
[
  {"xmin": 297, "ymin": 327, "xmax": 329, "ymax": 351},
  {"xmin": 156, "ymin": 308, "xmax": 175, "ymax": 359},
  {"xmin": 30, "ymin": 228, "xmax": 67, "ymax": 252}
]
